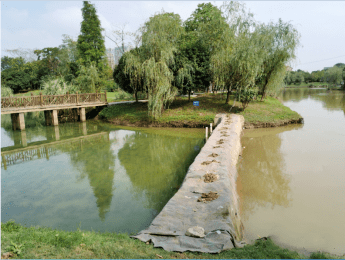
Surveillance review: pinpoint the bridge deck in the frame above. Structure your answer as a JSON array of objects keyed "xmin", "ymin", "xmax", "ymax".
[{"xmin": 1, "ymin": 102, "xmax": 107, "ymax": 114}]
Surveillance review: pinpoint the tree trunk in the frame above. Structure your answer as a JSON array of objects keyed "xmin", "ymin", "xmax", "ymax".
[
  {"xmin": 226, "ymin": 86, "xmax": 231, "ymax": 104},
  {"xmin": 188, "ymin": 89, "xmax": 191, "ymax": 101},
  {"xmin": 135, "ymin": 90, "xmax": 138, "ymax": 103}
]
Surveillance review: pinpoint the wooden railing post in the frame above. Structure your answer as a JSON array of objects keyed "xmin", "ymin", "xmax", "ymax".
[
  {"xmin": 104, "ymin": 90, "xmax": 107, "ymax": 103},
  {"xmin": 40, "ymin": 92, "xmax": 43, "ymax": 106},
  {"xmin": 76, "ymin": 92, "xmax": 79, "ymax": 105},
  {"xmin": 66, "ymin": 92, "xmax": 69, "ymax": 104}
]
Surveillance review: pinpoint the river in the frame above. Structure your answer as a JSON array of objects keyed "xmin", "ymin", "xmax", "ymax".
[
  {"xmin": 1, "ymin": 117, "xmax": 204, "ymax": 234},
  {"xmin": 237, "ymin": 88, "xmax": 345, "ymax": 256}
]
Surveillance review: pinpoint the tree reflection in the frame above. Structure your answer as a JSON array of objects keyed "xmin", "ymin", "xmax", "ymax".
[
  {"xmin": 118, "ymin": 132, "xmax": 203, "ymax": 213},
  {"xmin": 237, "ymin": 128, "xmax": 295, "ymax": 220},
  {"xmin": 67, "ymin": 133, "xmax": 116, "ymax": 221}
]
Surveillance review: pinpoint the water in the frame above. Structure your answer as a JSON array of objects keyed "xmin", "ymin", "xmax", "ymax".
[
  {"xmin": 238, "ymin": 88, "xmax": 345, "ymax": 256},
  {"xmin": 1, "ymin": 116, "xmax": 205, "ymax": 234}
]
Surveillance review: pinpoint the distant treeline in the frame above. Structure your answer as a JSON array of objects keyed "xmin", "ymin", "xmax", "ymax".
[{"xmin": 285, "ymin": 63, "xmax": 345, "ymax": 87}]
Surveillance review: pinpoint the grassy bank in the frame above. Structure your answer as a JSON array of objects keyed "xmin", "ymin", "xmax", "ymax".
[
  {"xmin": 99, "ymin": 93, "xmax": 302, "ymax": 128},
  {"xmin": 1, "ymin": 220, "xmax": 339, "ymax": 259},
  {"xmin": 285, "ymin": 82, "xmax": 328, "ymax": 88}
]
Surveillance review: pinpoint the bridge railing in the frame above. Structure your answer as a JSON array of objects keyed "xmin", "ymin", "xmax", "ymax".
[{"xmin": 1, "ymin": 92, "xmax": 107, "ymax": 109}]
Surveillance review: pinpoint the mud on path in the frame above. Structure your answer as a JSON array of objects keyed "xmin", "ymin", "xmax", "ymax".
[
  {"xmin": 197, "ymin": 191, "xmax": 219, "ymax": 203},
  {"xmin": 203, "ymin": 173, "xmax": 218, "ymax": 183}
]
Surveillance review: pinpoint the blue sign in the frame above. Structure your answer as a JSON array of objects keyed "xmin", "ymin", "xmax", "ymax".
[{"xmin": 193, "ymin": 101, "xmax": 199, "ymax": 106}]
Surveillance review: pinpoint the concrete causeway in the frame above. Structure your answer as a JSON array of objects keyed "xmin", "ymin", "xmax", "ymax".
[{"xmin": 133, "ymin": 114, "xmax": 246, "ymax": 253}]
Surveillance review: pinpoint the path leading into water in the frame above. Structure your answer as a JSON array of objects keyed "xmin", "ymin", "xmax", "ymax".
[{"xmin": 133, "ymin": 113, "xmax": 245, "ymax": 253}]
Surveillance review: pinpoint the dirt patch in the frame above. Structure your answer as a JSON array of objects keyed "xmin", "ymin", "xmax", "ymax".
[
  {"xmin": 201, "ymin": 160, "xmax": 220, "ymax": 165},
  {"xmin": 1, "ymin": 252, "xmax": 14, "ymax": 259},
  {"xmin": 213, "ymin": 146, "xmax": 222, "ymax": 148},
  {"xmin": 221, "ymin": 134, "xmax": 229, "ymax": 137},
  {"xmin": 216, "ymin": 139, "xmax": 225, "ymax": 144},
  {"xmin": 220, "ymin": 127, "xmax": 228, "ymax": 130},
  {"xmin": 203, "ymin": 173, "xmax": 218, "ymax": 183},
  {"xmin": 221, "ymin": 131, "xmax": 227, "ymax": 134},
  {"xmin": 197, "ymin": 191, "xmax": 219, "ymax": 203},
  {"xmin": 208, "ymin": 153, "xmax": 219, "ymax": 158}
]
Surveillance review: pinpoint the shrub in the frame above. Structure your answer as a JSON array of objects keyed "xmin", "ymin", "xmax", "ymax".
[
  {"xmin": 1, "ymin": 85, "xmax": 14, "ymax": 97},
  {"xmin": 235, "ymin": 87, "xmax": 259, "ymax": 110},
  {"xmin": 42, "ymin": 77, "xmax": 79, "ymax": 95}
]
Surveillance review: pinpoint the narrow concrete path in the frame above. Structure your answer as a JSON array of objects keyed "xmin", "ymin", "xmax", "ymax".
[
  {"xmin": 133, "ymin": 114, "xmax": 246, "ymax": 253},
  {"xmin": 107, "ymin": 100, "xmax": 148, "ymax": 106}
]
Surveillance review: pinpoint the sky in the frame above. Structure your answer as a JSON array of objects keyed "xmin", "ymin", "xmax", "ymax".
[{"xmin": 1, "ymin": 1, "xmax": 345, "ymax": 72}]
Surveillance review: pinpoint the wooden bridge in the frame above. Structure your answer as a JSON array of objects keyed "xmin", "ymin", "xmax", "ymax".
[{"xmin": 1, "ymin": 92, "xmax": 108, "ymax": 130}]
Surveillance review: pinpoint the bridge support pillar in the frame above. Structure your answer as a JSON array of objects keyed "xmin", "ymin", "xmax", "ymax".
[
  {"xmin": 52, "ymin": 110, "xmax": 59, "ymax": 126},
  {"xmin": 54, "ymin": 126, "xmax": 60, "ymax": 141},
  {"xmin": 21, "ymin": 130, "xmax": 27, "ymax": 147},
  {"xmin": 44, "ymin": 111, "xmax": 52, "ymax": 126},
  {"xmin": 80, "ymin": 107, "xmax": 86, "ymax": 122},
  {"xmin": 11, "ymin": 113, "xmax": 25, "ymax": 131},
  {"xmin": 81, "ymin": 122, "xmax": 87, "ymax": 135}
]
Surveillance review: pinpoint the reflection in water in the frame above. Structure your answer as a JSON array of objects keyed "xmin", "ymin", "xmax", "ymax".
[
  {"xmin": 237, "ymin": 126, "xmax": 301, "ymax": 221},
  {"xmin": 281, "ymin": 88, "xmax": 345, "ymax": 116},
  {"xmin": 1, "ymin": 121, "xmax": 204, "ymax": 233},
  {"xmin": 118, "ymin": 132, "xmax": 203, "ymax": 213},
  {"xmin": 239, "ymin": 88, "xmax": 345, "ymax": 256},
  {"xmin": 66, "ymin": 133, "xmax": 115, "ymax": 221}
]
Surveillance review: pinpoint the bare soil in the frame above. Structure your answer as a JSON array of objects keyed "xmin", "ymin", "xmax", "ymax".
[
  {"xmin": 203, "ymin": 173, "xmax": 218, "ymax": 183},
  {"xmin": 197, "ymin": 191, "xmax": 219, "ymax": 203},
  {"xmin": 201, "ymin": 160, "xmax": 220, "ymax": 165},
  {"xmin": 208, "ymin": 153, "xmax": 219, "ymax": 158}
]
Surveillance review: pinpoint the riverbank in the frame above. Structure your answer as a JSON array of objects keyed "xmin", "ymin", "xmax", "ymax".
[
  {"xmin": 98, "ymin": 93, "xmax": 303, "ymax": 129},
  {"xmin": 2, "ymin": 220, "xmax": 339, "ymax": 259}
]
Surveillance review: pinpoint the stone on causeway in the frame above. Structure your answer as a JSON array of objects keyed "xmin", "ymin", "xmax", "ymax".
[{"xmin": 185, "ymin": 226, "xmax": 205, "ymax": 238}]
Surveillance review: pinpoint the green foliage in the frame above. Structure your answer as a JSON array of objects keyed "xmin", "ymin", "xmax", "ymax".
[
  {"xmin": 34, "ymin": 47, "xmax": 61, "ymax": 76},
  {"xmin": 324, "ymin": 66, "xmax": 343, "ymax": 87},
  {"xmin": 235, "ymin": 87, "xmax": 259, "ymax": 110},
  {"xmin": 73, "ymin": 62, "xmax": 101, "ymax": 93},
  {"xmin": 52, "ymin": 231, "xmax": 83, "ymax": 248},
  {"xmin": 57, "ymin": 35, "xmax": 79, "ymax": 82},
  {"xmin": 256, "ymin": 19, "xmax": 300, "ymax": 100},
  {"xmin": 42, "ymin": 77, "xmax": 79, "ymax": 95},
  {"xmin": 124, "ymin": 11, "xmax": 184, "ymax": 119},
  {"xmin": 1, "ymin": 85, "xmax": 14, "ymax": 97},
  {"xmin": 1, "ymin": 220, "xmax": 22, "ymax": 233},
  {"xmin": 1, "ymin": 56, "xmax": 25, "ymax": 71},
  {"xmin": 7, "ymin": 241, "xmax": 25, "ymax": 255},
  {"xmin": 113, "ymin": 54, "xmax": 132, "ymax": 93},
  {"xmin": 1, "ymin": 58, "xmax": 43, "ymax": 93},
  {"xmin": 77, "ymin": 1, "xmax": 107, "ymax": 77}
]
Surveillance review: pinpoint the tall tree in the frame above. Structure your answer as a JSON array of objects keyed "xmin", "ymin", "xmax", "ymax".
[
  {"xmin": 184, "ymin": 3, "xmax": 228, "ymax": 93},
  {"xmin": 256, "ymin": 19, "xmax": 300, "ymax": 100},
  {"xmin": 77, "ymin": 1, "xmax": 107, "ymax": 77},
  {"xmin": 125, "ymin": 11, "xmax": 185, "ymax": 119},
  {"xmin": 211, "ymin": 2, "xmax": 268, "ymax": 105}
]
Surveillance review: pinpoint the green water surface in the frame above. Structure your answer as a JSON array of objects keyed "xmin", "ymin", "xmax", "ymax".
[{"xmin": 1, "ymin": 117, "xmax": 204, "ymax": 234}]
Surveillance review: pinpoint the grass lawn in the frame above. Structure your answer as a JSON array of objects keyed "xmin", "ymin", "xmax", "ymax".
[
  {"xmin": 14, "ymin": 90, "xmax": 42, "ymax": 96},
  {"xmin": 99, "ymin": 93, "xmax": 302, "ymax": 128},
  {"xmin": 1, "ymin": 220, "xmax": 339, "ymax": 259}
]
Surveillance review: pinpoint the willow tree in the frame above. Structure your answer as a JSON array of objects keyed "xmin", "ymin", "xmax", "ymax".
[
  {"xmin": 125, "ymin": 12, "xmax": 185, "ymax": 120},
  {"xmin": 258, "ymin": 19, "xmax": 300, "ymax": 100},
  {"xmin": 211, "ymin": 2, "xmax": 270, "ymax": 106}
]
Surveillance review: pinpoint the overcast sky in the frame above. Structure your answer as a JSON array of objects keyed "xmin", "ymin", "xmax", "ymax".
[{"xmin": 1, "ymin": 1, "xmax": 345, "ymax": 72}]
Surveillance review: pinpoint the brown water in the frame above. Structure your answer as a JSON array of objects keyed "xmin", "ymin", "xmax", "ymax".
[{"xmin": 237, "ymin": 88, "xmax": 345, "ymax": 256}]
